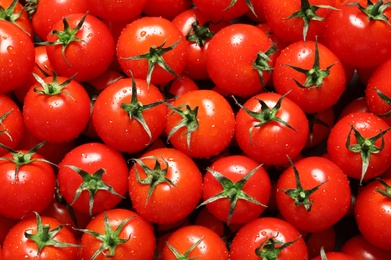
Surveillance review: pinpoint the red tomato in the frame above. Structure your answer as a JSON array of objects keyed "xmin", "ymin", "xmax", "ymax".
[
  {"xmin": 327, "ymin": 112, "xmax": 391, "ymax": 182},
  {"xmin": 322, "ymin": 0, "xmax": 391, "ymax": 68},
  {"xmin": 23, "ymin": 74, "xmax": 91, "ymax": 143},
  {"xmin": 200, "ymin": 155, "xmax": 271, "ymax": 225},
  {"xmin": 0, "ymin": 0, "xmax": 33, "ymax": 38},
  {"xmin": 143, "ymin": 0, "xmax": 192, "ymax": 20},
  {"xmin": 0, "ymin": 214, "xmax": 17, "ymax": 245},
  {"xmin": 117, "ymin": 16, "xmax": 188, "ymax": 86},
  {"xmin": 165, "ymin": 89, "xmax": 235, "ymax": 159},
  {"xmin": 44, "ymin": 12, "xmax": 115, "ymax": 82},
  {"xmin": 0, "ymin": 145, "xmax": 56, "ymax": 219},
  {"xmin": 276, "ymin": 156, "xmax": 352, "ymax": 233},
  {"xmin": 305, "ymin": 107, "xmax": 335, "ymax": 149},
  {"xmin": 301, "ymin": 225, "xmax": 336, "ymax": 258},
  {"xmin": 2, "ymin": 213, "xmax": 78, "ymax": 259},
  {"xmin": 354, "ymin": 178, "xmax": 391, "ymax": 250},
  {"xmin": 206, "ymin": 23, "xmax": 276, "ymax": 97},
  {"xmin": 79, "ymin": 208, "xmax": 156, "ymax": 260},
  {"xmin": 31, "ymin": 0, "xmax": 89, "ymax": 40},
  {"xmin": 57, "ymin": 143, "xmax": 129, "ymax": 216},
  {"xmin": 338, "ymin": 97, "xmax": 370, "ymax": 120},
  {"xmin": 261, "ymin": 0, "xmax": 337, "ymax": 44},
  {"xmin": 0, "ymin": 93, "xmax": 24, "ymax": 156},
  {"xmin": 192, "ymin": 0, "xmax": 250, "ymax": 22},
  {"xmin": 162, "ymin": 225, "xmax": 229, "ymax": 260},
  {"xmin": 92, "ymin": 77, "xmax": 167, "ymax": 154},
  {"xmin": 164, "ymin": 75, "xmax": 199, "ymax": 105},
  {"xmin": 365, "ymin": 58, "xmax": 391, "ymax": 125},
  {"xmin": 85, "ymin": 0, "xmax": 147, "ymax": 22},
  {"xmin": 0, "ymin": 21, "xmax": 35, "ymax": 93},
  {"xmin": 340, "ymin": 234, "xmax": 391, "ymax": 259},
  {"xmin": 230, "ymin": 217, "xmax": 309, "ymax": 260},
  {"xmin": 235, "ymin": 92, "xmax": 309, "ymax": 166},
  {"xmin": 129, "ymin": 147, "xmax": 203, "ymax": 224},
  {"xmin": 273, "ymin": 40, "xmax": 346, "ymax": 114},
  {"xmin": 311, "ymin": 251, "xmax": 356, "ymax": 260},
  {"xmin": 194, "ymin": 207, "xmax": 225, "ymax": 237}
]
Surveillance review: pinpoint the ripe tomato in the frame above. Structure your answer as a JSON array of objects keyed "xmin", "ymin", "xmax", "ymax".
[
  {"xmin": 273, "ymin": 40, "xmax": 346, "ymax": 114},
  {"xmin": 0, "ymin": 93, "xmax": 24, "ymax": 156},
  {"xmin": 192, "ymin": 0, "xmax": 250, "ymax": 22},
  {"xmin": 311, "ymin": 251, "xmax": 356, "ymax": 260},
  {"xmin": 129, "ymin": 147, "xmax": 203, "ymax": 224},
  {"xmin": 230, "ymin": 217, "xmax": 308, "ymax": 260},
  {"xmin": 340, "ymin": 234, "xmax": 391, "ymax": 259},
  {"xmin": 305, "ymin": 107, "xmax": 335, "ymax": 149},
  {"xmin": 0, "ymin": 21, "xmax": 35, "ymax": 93},
  {"xmin": 57, "ymin": 142, "xmax": 129, "ymax": 216},
  {"xmin": 44, "ymin": 12, "xmax": 115, "ymax": 82},
  {"xmin": 116, "ymin": 16, "xmax": 188, "ymax": 86},
  {"xmin": 142, "ymin": 0, "xmax": 192, "ymax": 20},
  {"xmin": 354, "ymin": 178, "xmax": 391, "ymax": 250},
  {"xmin": 200, "ymin": 155, "xmax": 271, "ymax": 225},
  {"xmin": 2, "ymin": 212, "xmax": 78, "ymax": 259},
  {"xmin": 322, "ymin": 0, "xmax": 391, "ymax": 68},
  {"xmin": 275, "ymin": 156, "xmax": 352, "ymax": 233},
  {"xmin": 23, "ymin": 74, "xmax": 91, "ymax": 143},
  {"xmin": 165, "ymin": 89, "xmax": 235, "ymax": 159},
  {"xmin": 92, "ymin": 76, "xmax": 167, "ymax": 154},
  {"xmin": 234, "ymin": 92, "xmax": 309, "ymax": 166},
  {"xmin": 162, "ymin": 225, "xmax": 229, "ymax": 260},
  {"xmin": 0, "ymin": 0, "xmax": 33, "ymax": 38},
  {"xmin": 79, "ymin": 208, "xmax": 156, "ymax": 260},
  {"xmin": 0, "ymin": 145, "xmax": 56, "ymax": 219},
  {"xmin": 85, "ymin": 0, "xmax": 147, "ymax": 22},
  {"xmin": 327, "ymin": 112, "xmax": 391, "ymax": 183},
  {"xmin": 31, "ymin": 0, "xmax": 89, "ymax": 40},
  {"xmin": 206, "ymin": 23, "xmax": 276, "ymax": 97}
]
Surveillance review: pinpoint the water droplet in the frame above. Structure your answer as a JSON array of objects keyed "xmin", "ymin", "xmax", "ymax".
[
  {"xmin": 140, "ymin": 31, "xmax": 146, "ymax": 37},
  {"xmin": 7, "ymin": 45, "xmax": 15, "ymax": 54}
]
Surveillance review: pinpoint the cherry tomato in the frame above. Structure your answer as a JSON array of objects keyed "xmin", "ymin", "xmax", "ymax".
[
  {"xmin": 340, "ymin": 234, "xmax": 391, "ymax": 259},
  {"xmin": 85, "ymin": 0, "xmax": 147, "ymax": 22}
]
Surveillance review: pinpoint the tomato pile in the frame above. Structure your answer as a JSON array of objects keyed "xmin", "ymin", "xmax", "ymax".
[{"xmin": 1, "ymin": 0, "xmax": 391, "ymax": 259}]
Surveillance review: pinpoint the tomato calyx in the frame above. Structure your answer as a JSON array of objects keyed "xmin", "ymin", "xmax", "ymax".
[
  {"xmin": 373, "ymin": 88, "xmax": 391, "ymax": 117},
  {"xmin": 285, "ymin": 0, "xmax": 338, "ymax": 41},
  {"xmin": 224, "ymin": 0, "xmax": 256, "ymax": 17},
  {"xmin": 23, "ymin": 0, "xmax": 38, "ymax": 18},
  {"xmin": 167, "ymin": 103, "xmax": 199, "ymax": 149},
  {"xmin": 255, "ymin": 233, "xmax": 302, "ymax": 259},
  {"xmin": 282, "ymin": 157, "xmax": 328, "ymax": 211},
  {"xmin": 253, "ymin": 44, "xmax": 277, "ymax": 87},
  {"xmin": 76, "ymin": 211, "xmax": 134, "ymax": 260},
  {"xmin": 0, "ymin": 108, "xmax": 14, "ymax": 141},
  {"xmin": 307, "ymin": 112, "xmax": 332, "ymax": 146},
  {"xmin": 0, "ymin": 0, "xmax": 30, "ymax": 36},
  {"xmin": 24, "ymin": 211, "xmax": 80, "ymax": 255},
  {"xmin": 374, "ymin": 178, "xmax": 391, "ymax": 198},
  {"xmin": 132, "ymin": 156, "xmax": 177, "ymax": 204},
  {"xmin": 166, "ymin": 236, "xmax": 204, "ymax": 259},
  {"xmin": 348, "ymin": 0, "xmax": 391, "ymax": 26},
  {"xmin": 120, "ymin": 73, "xmax": 163, "ymax": 144},
  {"xmin": 232, "ymin": 92, "xmax": 297, "ymax": 145},
  {"xmin": 0, "ymin": 141, "xmax": 56, "ymax": 181},
  {"xmin": 197, "ymin": 165, "xmax": 267, "ymax": 225},
  {"xmin": 33, "ymin": 72, "xmax": 77, "ymax": 101},
  {"xmin": 346, "ymin": 124, "xmax": 391, "ymax": 184},
  {"xmin": 121, "ymin": 38, "xmax": 182, "ymax": 86},
  {"xmin": 185, "ymin": 19, "xmax": 215, "ymax": 47},
  {"xmin": 63, "ymin": 165, "xmax": 126, "ymax": 216},
  {"xmin": 282, "ymin": 39, "xmax": 336, "ymax": 89},
  {"xmin": 37, "ymin": 12, "xmax": 88, "ymax": 65}
]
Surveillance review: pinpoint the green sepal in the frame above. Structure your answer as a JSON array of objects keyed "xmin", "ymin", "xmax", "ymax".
[
  {"xmin": 0, "ymin": 0, "xmax": 31, "ymax": 36},
  {"xmin": 186, "ymin": 18, "xmax": 215, "ymax": 47},
  {"xmin": 255, "ymin": 233, "xmax": 302, "ymax": 259},
  {"xmin": 253, "ymin": 44, "xmax": 277, "ymax": 88},
  {"xmin": 375, "ymin": 178, "xmax": 391, "ymax": 198},
  {"xmin": 0, "ymin": 109, "xmax": 14, "ymax": 141},
  {"xmin": 33, "ymin": 72, "xmax": 77, "ymax": 101},
  {"xmin": 165, "ymin": 236, "xmax": 204, "ymax": 260},
  {"xmin": 347, "ymin": 0, "xmax": 391, "ymax": 26},
  {"xmin": 373, "ymin": 88, "xmax": 391, "ymax": 118},
  {"xmin": 224, "ymin": 0, "xmax": 257, "ymax": 17}
]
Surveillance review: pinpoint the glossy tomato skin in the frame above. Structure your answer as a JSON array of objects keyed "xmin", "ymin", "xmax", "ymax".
[
  {"xmin": 322, "ymin": 0, "xmax": 391, "ymax": 68},
  {"xmin": 354, "ymin": 178, "xmax": 391, "ymax": 250},
  {"xmin": 311, "ymin": 252, "xmax": 356, "ymax": 260},
  {"xmin": 192, "ymin": 0, "xmax": 250, "ymax": 22},
  {"xmin": 0, "ymin": 0, "xmax": 33, "ymax": 38},
  {"xmin": 340, "ymin": 234, "xmax": 391, "ymax": 259},
  {"xmin": 31, "ymin": 0, "xmax": 89, "ymax": 40},
  {"xmin": 202, "ymin": 155, "xmax": 271, "ymax": 224},
  {"xmin": 85, "ymin": 0, "xmax": 147, "ymax": 22},
  {"xmin": 230, "ymin": 217, "xmax": 308, "ymax": 260},
  {"xmin": 206, "ymin": 23, "xmax": 275, "ymax": 97},
  {"xmin": 0, "ymin": 21, "xmax": 35, "ymax": 93},
  {"xmin": 92, "ymin": 77, "xmax": 167, "ymax": 154},
  {"xmin": 46, "ymin": 13, "xmax": 115, "ymax": 82},
  {"xmin": 2, "ymin": 215, "xmax": 78, "ymax": 259},
  {"xmin": 165, "ymin": 89, "xmax": 235, "ymax": 159},
  {"xmin": 162, "ymin": 225, "xmax": 229, "ymax": 260},
  {"xmin": 143, "ymin": 0, "xmax": 192, "ymax": 20},
  {"xmin": 365, "ymin": 58, "xmax": 391, "ymax": 125},
  {"xmin": 235, "ymin": 92, "xmax": 309, "ymax": 166},
  {"xmin": 276, "ymin": 156, "xmax": 352, "ymax": 233},
  {"xmin": 273, "ymin": 40, "xmax": 346, "ymax": 114},
  {"xmin": 23, "ymin": 75, "xmax": 91, "ymax": 143},
  {"xmin": 57, "ymin": 143, "xmax": 129, "ymax": 215},
  {"xmin": 0, "ymin": 93, "xmax": 24, "ymax": 156},
  {"xmin": 80, "ymin": 208, "xmax": 156, "ymax": 260},
  {"xmin": 129, "ymin": 147, "xmax": 203, "ymax": 224},
  {"xmin": 116, "ymin": 16, "xmax": 188, "ymax": 86},
  {"xmin": 327, "ymin": 112, "xmax": 391, "ymax": 181},
  {"xmin": 0, "ymin": 151, "xmax": 56, "ymax": 219}
]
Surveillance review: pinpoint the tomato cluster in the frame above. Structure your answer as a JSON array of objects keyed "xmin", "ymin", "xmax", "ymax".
[{"xmin": 1, "ymin": 0, "xmax": 391, "ymax": 259}]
